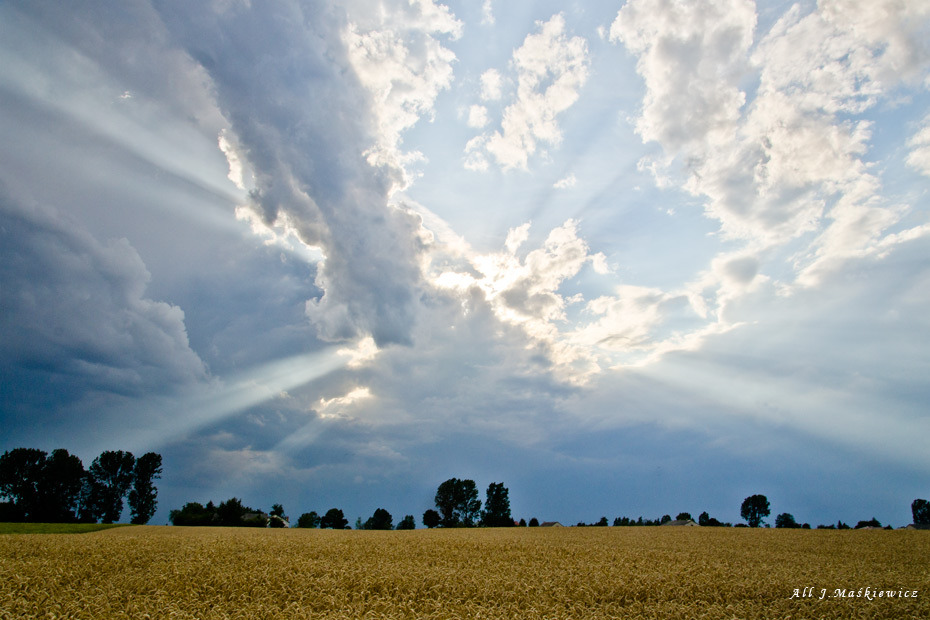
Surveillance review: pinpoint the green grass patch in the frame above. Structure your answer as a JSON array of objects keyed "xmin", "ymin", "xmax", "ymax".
[{"xmin": 0, "ymin": 522, "xmax": 131, "ymax": 535}]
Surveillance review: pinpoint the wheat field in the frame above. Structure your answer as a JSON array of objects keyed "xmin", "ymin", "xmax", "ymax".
[{"xmin": 1, "ymin": 526, "xmax": 928, "ymax": 619}]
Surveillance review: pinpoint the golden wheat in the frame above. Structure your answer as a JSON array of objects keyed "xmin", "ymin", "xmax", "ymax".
[{"xmin": 1, "ymin": 526, "xmax": 928, "ymax": 619}]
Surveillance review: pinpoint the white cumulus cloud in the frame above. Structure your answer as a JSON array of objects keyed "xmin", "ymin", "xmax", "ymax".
[
  {"xmin": 480, "ymin": 68, "xmax": 503, "ymax": 101},
  {"xmin": 553, "ymin": 173, "xmax": 576, "ymax": 189},
  {"xmin": 468, "ymin": 14, "xmax": 589, "ymax": 171},
  {"xmin": 611, "ymin": 0, "xmax": 930, "ymax": 293},
  {"xmin": 467, "ymin": 104, "xmax": 489, "ymax": 128}
]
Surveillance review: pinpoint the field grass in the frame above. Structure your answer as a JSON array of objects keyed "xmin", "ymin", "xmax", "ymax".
[
  {"xmin": 1, "ymin": 526, "xmax": 927, "ymax": 619},
  {"xmin": 0, "ymin": 522, "xmax": 130, "ymax": 535}
]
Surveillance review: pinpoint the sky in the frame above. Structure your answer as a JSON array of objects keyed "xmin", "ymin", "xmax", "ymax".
[{"xmin": 1, "ymin": 0, "xmax": 928, "ymax": 528}]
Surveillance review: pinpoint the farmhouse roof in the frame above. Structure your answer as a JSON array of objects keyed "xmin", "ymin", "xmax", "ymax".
[
  {"xmin": 662, "ymin": 519, "xmax": 699, "ymax": 526},
  {"xmin": 539, "ymin": 521, "xmax": 563, "ymax": 527}
]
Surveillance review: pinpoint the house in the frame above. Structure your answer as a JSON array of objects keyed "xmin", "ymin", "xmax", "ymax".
[
  {"xmin": 539, "ymin": 521, "xmax": 563, "ymax": 527},
  {"xmin": 662, "ymin": 519, "xmax": 699, "ymax": 526}
]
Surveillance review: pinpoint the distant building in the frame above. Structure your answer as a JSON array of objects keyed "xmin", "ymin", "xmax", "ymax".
[
  {"xmin": 540, "ymin": 521, "xmax": 563, "ymax": 527},
  {"xmin": 662, "ymin": 519, "xmax": 699, "ymax": 527}
]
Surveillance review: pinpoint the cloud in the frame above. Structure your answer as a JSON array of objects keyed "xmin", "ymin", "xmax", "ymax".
[
  {"xmin": 610, "ymin": 0, "xmax": 755, "ymax": 154},
  {"xmin": 467, "ymin": 104, "xmax": 489, "ymax": 128},
  {"xmin": 480, "ymin": 68, "xmax": 503, "ymax": 101},
  {"xmin": 553, "ymin": 173, "xmax": 576, "ymax": 189},
  {"xmin": 343, "ymin": 0, "xmax": 462, "ymax": 182},
  {"xmin": 468, "ymin": 14, "xmax": 589, "ymax": 171},
  {"xmin": 0, "ymin": 182, "xmax": 207, "ymax": 413},
  {"xmin": 907, "ymin": 115, "xmax": 930, "ymax": 177},
  {"xmin": 429, "ymin": 219, "xmax": 608, "ymax": 383},
  {"xmin": 155, "ymin": 0, "xmax": 434, "ymax": 348},
  {"xmin": 481, "ymin": 0, "xmax": 494, "ymax": 26},
  {"xmin": 611, "ymin": 0, "xmax": 930, "ymax": 294},
  {"xmin": 317, "ymin": 387, "xmax": 374, "ymax": 420}
]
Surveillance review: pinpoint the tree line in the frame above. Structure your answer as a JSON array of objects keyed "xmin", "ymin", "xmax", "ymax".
[
  {"xmin": 606, "ymin": 495, "xmax": 930, "ymax": 530},
  {"xmin": 291, "ymin": 478, "xmax": 513, "ymax": 530},
  {"xmin": 168, "ymin": 498, "xmax": 289, "ymax": 527},
  {"xmin": 0, "ymin": 447, "xmax": 162, "ymax": 524},
  {"xmin": 166, "ymin": 478, "xmax": 930, "ymax": 531},
  {"xmin": 168, "ymin": 478, "xmax": 513, "ymax": 530}
]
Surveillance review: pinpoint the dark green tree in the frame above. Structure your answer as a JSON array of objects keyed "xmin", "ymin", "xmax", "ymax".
[
  {"xmin": 169, "ymin": 502, "xmax": 216, "ymax": 526},
  {"xmin": 38, "ymin": 449, "xmax": 86, "ymax": 522},
  {"xmin": 775, "ymin": 513, "xmax": 798, "ymax": 528},
  {"xmin": 0, "ymin": 448, "xmax": 47, "ymax": 520},
  {"xmin": 89, "ymin": 451, "xmax": 136, "ymax": 523},
  {"xmin": 529, "ymin": 517, "xmax": 539, "ymax": 527},
  {"xmin": 481, "ymin": 482, "xmax": 513, "ymax": 527},
  {"xmin": 422, "ymin": 509, "xmax": 440, "ymax": 528},
  {"xmin": 396, "ymin": 515, "xmax": 416, "ymax": 530},
  {"xmin": 676, "ymin": 512, "xmax": 692, "ymax": 522},
  {"xmin": 911, "ymin": 499, "xmax": 930, "ymax": 526},
  {"xmin": 216, "ymin": 497, "xmax": 247, "ymax": 526},
  {"xmin": 128, "ymin": 452, "xmax": 162, "ymax": 525},
  {"xmin": 77, "ymin": 475, "xmax": 105, "ymax": 523},
  {"xmin": 320, "ymin": 508, "xmax": 348, "ymax": 529},
  {"xmin": 740, "ymin": 494, "xmax": 771, "ymax": 528},
  {"xmin": 519, "ymin": 518, "xmax": 527, "ymax": 527},
  {"xmin": 365, "ymin": 508, "xmax": 393, "ymax": 530},
  {"xmin": 434, "ymin": 478, "xmax": 481, "ymax": 527},
  {"xmin": 296, "ymin": 511, "xmax": 320, "ymax": 528}
]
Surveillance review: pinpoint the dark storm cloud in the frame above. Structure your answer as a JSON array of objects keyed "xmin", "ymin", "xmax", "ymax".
[
  {"xmin": 0, "ymin": 183, "xmax": 207, "ymax": 426},
  {"xmin": 153, "ymin": 0, "xmax": 426, "ymax": 347}
]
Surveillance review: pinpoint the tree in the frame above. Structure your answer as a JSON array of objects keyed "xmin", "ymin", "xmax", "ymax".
[
  {"xmin": 676, "ymin": 512, "xmax": 692, "ymax": 522},
  {"xmin": 320, "ymin": 508, "xmax": 348, "ymax": 529},
  {"xmin": 698, "ymin": 511, "xmax": 710, "ymax": 526},
  {"xmin": 128, "ymin": 452, "xmax": 162, "ymax": 525},
  {"xmin": 0, "ymin": 448, "xmax": 47, "ymax": 520},
  {"xmin": 775, "ymin": 513, "xmax": 798, "ymax": 529},
  {"xmin": 396, "ymin": 515, "xmax": 416, "ymax": 530},
  {"xmin": 216, "ymin": 497, "xmax": 247, "ymax": 526},
  {"xmin": 38, "ymin": 449, "xmax": 86, "ymax": 523},
  {"xmin": 519, "ymin": 518, "xmax": 527, "ymax": 527},
  {"xmin": 77, "ymin": 476, "xmax": 105, "ymax": 523},
  {"xmin": 214, "ymin": 497, "xmax": 267, "ymax": 527},
  {"xmin": 422, "ymin": 509, "xmax": 440, "ymax": 528},
  {"xmin": 434, "ymin": 478, "xmax": 481, "ymax": 527},
  {"xmin": 297, "ymin": 511, "xmax": 320, "ymax": 528},
  {"xmin": 660, "ymin": 514, "xmax": 672, "ymax": 524},
  {"xmin": 169, "ymin": 502, "xmax": 216, "ymax": 526},
  {"xmin": 911, "ymin": 499, "xmax": 930, "ymax": 526},
  {"xmin": 855, "ymin": 518, "xmax": 881, "ymax": 529},
  {"xmin": 529, "ymin": 517, "xmax": 539, "ymax": 527},
  {"xmin": 595, "ymin": 517, "xmax": 609, "ymax": 526},
  {"xmin": 481, "ymin": 482, "xmax": 513, "ymax": 527},
  {"xmin": 740, "ymin": 494, "xmax": 770, "ymax": 528},
  {"xmin": 365, "ymin": 508, "xmax": 393, "ymax": 530},
  {"xmin": 88, "ymin": 451, "xmax": 136, "ymax": 523}
]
